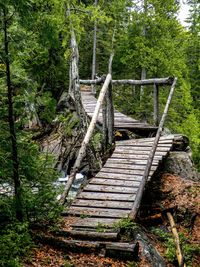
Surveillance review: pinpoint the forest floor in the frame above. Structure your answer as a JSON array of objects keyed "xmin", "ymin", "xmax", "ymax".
[{"xmin": 24, "ymin": 173, "xmax": 200, "ymax": 267}]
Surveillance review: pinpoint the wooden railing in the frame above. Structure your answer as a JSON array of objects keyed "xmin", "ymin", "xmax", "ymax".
[{"xmin": 60, "ymin": 74, "xmax": 113, "ymax": 204}]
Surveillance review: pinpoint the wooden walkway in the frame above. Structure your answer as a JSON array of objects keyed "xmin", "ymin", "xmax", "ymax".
[
  {"xmin": 67, "ymin": 135, "xmax": 175, "ymax": 237},
  {"xmin": 58, "ymin": 91, "xmax": 186, "ymax": 257},
  {"xmin": 81, "ymin": 91, "xmax": 158, "ymax": 132}
]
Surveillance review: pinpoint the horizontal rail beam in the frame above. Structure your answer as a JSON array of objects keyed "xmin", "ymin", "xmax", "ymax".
[{"xmin": 80, "ymin": 77, "xmax": 174, "ymax": 86}]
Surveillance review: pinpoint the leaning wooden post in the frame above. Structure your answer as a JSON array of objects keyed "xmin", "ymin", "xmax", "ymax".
[
  {"xmin": 153, "ymin": 83, "xmax": 159, "ymax": 126},
  {"xmin": 60, "ymin": 74, "xmax": 112, "ymax": 204},
  {"xmin": 129, "ymin": 77, "xmax": 177, "ymax": 219}
]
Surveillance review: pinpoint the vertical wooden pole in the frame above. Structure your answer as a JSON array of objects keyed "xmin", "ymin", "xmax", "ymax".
[
  {"xmin": 107, "ymin": 82, "xmax": 114, "ymax": 146},
  {"xmin": 102, "ymin": 96, "xmax": 108, "ymax": 150},
  {"xmin": 129, "ymin": 77, "xmax": 177, "ymax": 220},
  {"xmin": 153, "ymin": 83, "xmax": 159, "ymax": 126}
]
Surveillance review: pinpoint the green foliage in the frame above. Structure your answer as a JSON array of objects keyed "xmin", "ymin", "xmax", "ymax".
[
  {"xmin": 151, "ymin": 227, "xmax": 200, "ymax": 266},
  {"xmin": 113, "ymin": 218, "xmax": 137, "ymax": 231},
  {"xmin": 151, "ymin": 227, "xmax": 176, "ymax": 262},
  {"xmin": 58, "ymin": 112, "xmax": 79, "ymax": 137},
  {"xmin": 0, "ymin": 223, "xmax": 32, "ymax": 267}
]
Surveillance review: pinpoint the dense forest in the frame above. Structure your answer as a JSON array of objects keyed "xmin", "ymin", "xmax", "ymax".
[{"xmin": 0, "ymin": 0, "xmax": 199, "ymax": 266}]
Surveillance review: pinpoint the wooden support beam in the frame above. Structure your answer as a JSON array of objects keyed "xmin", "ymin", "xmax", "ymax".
[
  {"xmin": 153, "ymin": 83, "xmax": 159, "ymax": 126},
  {"xmin": 80, "ymin": 77, "xmax": 174, "ymax": 86},
  {"xmin": 129, "ymin": 77, "xmax": 177, "ymax": 220}
]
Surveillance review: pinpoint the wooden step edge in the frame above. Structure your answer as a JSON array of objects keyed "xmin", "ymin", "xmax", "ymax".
[
  {"xmin": 33, "ymin": 234, "xmax": 139, "ymax": 260},
  {"xmin": 60, "ymin": 229, "xmax": 119, "ymax": 241}
]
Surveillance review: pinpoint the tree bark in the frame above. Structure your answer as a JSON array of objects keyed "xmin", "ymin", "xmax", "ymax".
[
  {"xmin": 60, "ymin": 74, "xmax": 112, "ymax": 204},
  {"xmin": 129, "ymin": 77, "xmax": 177, "ymax": 220},
  {"xmin": 3, "ymin": 8, "xmax": 23, "ymax": 222}
]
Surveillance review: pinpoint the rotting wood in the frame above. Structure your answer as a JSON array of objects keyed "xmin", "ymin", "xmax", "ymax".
[
  {"xmin": 167, "ymin": 212, "xmax": 186, "ymax": 267},
  {"xmin": 65, "ymin": 230, "xmax": 119, "ymax": 241},
  {"xmin": 60, "ymin": 74, "xmax": 112, "ymax": 204},
  {"xmin": 129, "ymin": 77, "xmax": 177, "ymax": 220}
]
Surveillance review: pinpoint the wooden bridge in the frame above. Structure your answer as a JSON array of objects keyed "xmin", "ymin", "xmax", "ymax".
[{"xmin": 56, "ymin": 74, "xmax": 188, "ymax": 257}]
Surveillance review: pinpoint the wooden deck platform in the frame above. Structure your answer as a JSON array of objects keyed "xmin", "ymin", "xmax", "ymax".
[
  {"xmin": 66, "ymin": 135, "xmax": 175, "ymax": 239},
  {"xmin": 81, "ymin": 91, "xmax": 158, "ymax": 132}
]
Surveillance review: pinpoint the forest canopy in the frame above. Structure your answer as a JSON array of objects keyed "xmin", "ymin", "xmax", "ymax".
[{"xmin": 0, "ymin": 0, "xmax": 199, "ymax": 266}]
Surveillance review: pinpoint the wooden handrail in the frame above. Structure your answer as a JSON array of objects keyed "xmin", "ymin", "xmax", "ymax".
[
  {"xmin": 129, "ymin": 77, "xmax": 177, "ymax": 219},
  {"xmin": 60, "ymin": 74, "xmax": 112, "ymax": 204},
  {"xmin": 80, "ymin": 77, "xmax": 174, "ymax": 86}
]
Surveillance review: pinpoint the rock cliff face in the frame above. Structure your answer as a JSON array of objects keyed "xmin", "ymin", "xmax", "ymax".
[{"xmin": 163, "ymin": 151, "xmax": 199, "ymax": 181}]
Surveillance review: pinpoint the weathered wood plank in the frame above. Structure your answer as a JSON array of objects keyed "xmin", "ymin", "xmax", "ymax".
[
  {"xmin": 71, "ymin": 218, "xmax": 118, "ymax": 228},
  {"xmin": 77, "ymin": 192, "xmax": 136, "ymax": 201},
  {"xmin": 89, "ymin": 178, "xmax": 140, "ymax": 187},
  {"xmin": 83, "ymin": 184, "xmax": 138, "ymax": 194},
  {"xmin": 66, "ymin": 230, "xmax": 119, "ymax": 240},
  {"xmin": 68, "ymin": 206, "xmax": 129, "ymax": 218},
  {"xmin": 107, "ymin": 158, "xmax": 159, "ymax": 165},
  {"xmin": 104, "ymin": 162, "xmax": 157, "ymax": 171},
  {"xmin": 71, "ymin": 199, "xmax": 134, "ymax": 209},
  {"xmin": 113, "ymin": 150, "xmax": 167, "ymax": 156},
  {"xmin": 100, "ymin": 167, "xmax": 154, "ymax": 176},
  {"xmin": 111, "ymin": 153, "xmax": 163, "ymax": 160},
  {"xmin": 115, "ymin": 146, "xmax": 171, "ymax": 152},
  {"xmin": 95, "ymin": 172, "xmax": 144, "ymax": 180}
]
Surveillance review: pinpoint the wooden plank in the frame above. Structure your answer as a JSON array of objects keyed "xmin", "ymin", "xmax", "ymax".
[
  {"xmin": 107, "ymin": 158, "xmax": 159, "ymax": 165},
  {"xmin": 71, "ymin": 218, "xmax": 118, "ymax": 228},
  {"xmin": 89, "ymin": 178, "xmax": 140, "ymax": 187},
  {"xmin": 71, "ymin": 199, "xmax": 133, "ymax": 209},
  {"xmin": 116, "ymin": 136, "xmax": 174, "ymax": 145},
  {"xmin": 111, "ymin": 153, "xmax": 163, "ymax": 160},
  {"xmin": 83, "ymin": 184, "xmax": 138, "ymax": 194},
  {"xmin": 66, "ymin": 230, "xmax": 119, "ymax": 240},
  {"xmin": 115, "ymin": 146, "xmax": 171, "ymax": 152},
  {"xmin": 100, "ymin": 167, "xmax": 154, "ymax": 176},
  {"xmin": 113, "ymin": 150, "xmax": 167, "ymax": 156},
  {"xmin": 77, "ymin": 192, "xmax": 136, "ymax": 201},
  {"xmin": 104, "ymin": 162, "xmax": 157, "ymax": 171},
  {"xmin": 68, "ymin": 206, "xmax": 129, "ymax": 218},
  {"xmin": 96, "ymin": 172, "xmax": 144, "ymax": 180},
  {"xmin": 115, "ymin": 143, "xmax": 172, "ymax": 148}
]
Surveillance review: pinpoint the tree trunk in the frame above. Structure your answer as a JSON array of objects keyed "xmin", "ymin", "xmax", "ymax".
[
  {"xmin": 3, "ymin": 8, "xmax": 23, "ymax": 222},
  {"xmin": 60, "ymin": 74, "xmax": 112, "ymax": 204},
  {"xmin": 91, "ymin": 0, "xmax": 98, "ymax": 95}
]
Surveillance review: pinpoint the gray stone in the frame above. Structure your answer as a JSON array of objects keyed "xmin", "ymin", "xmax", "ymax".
[{"xmin": 163, "ymin": 151, "xmax": 199, "ymax": 180}]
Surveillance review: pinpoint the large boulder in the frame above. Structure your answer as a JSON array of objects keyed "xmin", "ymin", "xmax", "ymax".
[{"xmin": 163, "ymin": 151, "xmax": 199, "ymax": 180}]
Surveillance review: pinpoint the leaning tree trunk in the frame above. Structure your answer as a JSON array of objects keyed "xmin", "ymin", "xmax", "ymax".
[{"xmin": 3, "ymin": 8, "xmax": 23, "ymax": 222}]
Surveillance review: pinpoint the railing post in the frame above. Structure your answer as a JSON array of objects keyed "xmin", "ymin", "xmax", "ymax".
[
  {"xmin": 102, "ymin": 96, "xmax": 108, "ymax": 150},
  {"xmin": 129, "ymin": 77, "xmax": 177, "ymax": 220},
  {"xmin": 153, "ymin": 83, "xmax": 159, "ymax": 126},
  {"xmin": 107, "ymin": 80, "xmax": 114, "ymax": 146}
]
